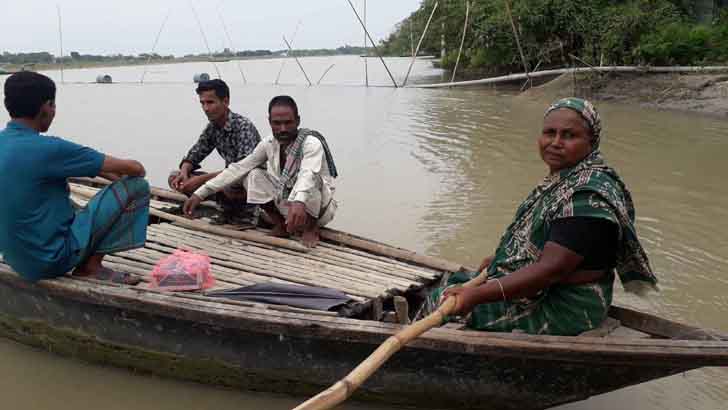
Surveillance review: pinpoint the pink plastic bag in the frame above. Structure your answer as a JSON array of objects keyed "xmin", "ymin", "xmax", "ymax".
[{"xmin": 149, "ymin": 249, "xmax": 215, "ymax": 291}]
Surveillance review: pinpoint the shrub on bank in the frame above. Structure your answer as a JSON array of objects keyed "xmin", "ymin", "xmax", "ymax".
[
  {"xmin": 638, "ymin": 20, "xmax": 728, "ymax": 65},
  {"xmin": 381, "ymin": 0, "xmax": 728, "ymax": 74}
]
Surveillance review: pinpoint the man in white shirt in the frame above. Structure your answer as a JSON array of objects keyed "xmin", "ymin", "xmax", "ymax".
[{"xmin": 183, "ymin": 96, "xmax": 338, "ymax": 248}]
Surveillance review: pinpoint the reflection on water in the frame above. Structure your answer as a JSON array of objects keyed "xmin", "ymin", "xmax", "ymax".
[{"xmin": 1, "ymin": 56, "xmax": 727, "ymax": 410}]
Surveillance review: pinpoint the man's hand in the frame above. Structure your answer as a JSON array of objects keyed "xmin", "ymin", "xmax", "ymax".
[
  {"xmin": 170, "ymin": 171, "xmax": 190, "ymax": 192},
  {"xmin": 101, "ymin": 156, "xmax": 146, "ymax": 178},
  {"xmin": 183, "ymin": 194, "xmax": 203, "ymax": 218},
  {"xmin": 286, "ymin": 201, "xmax": 308, "ymax": 233},
  {"xmin": 98, "ymin": 172, "xmax": 121, "ymax": 182},
  {"xmin": 179, "ymin": 174, "xmax": 206, "ymax": 194},
  {"xmin": 442, "ymin": 286, "xmax": 481, "ymax": 316}
]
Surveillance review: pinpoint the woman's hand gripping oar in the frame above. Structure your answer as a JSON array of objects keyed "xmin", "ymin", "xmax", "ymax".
[{"xmin": 291, "ymin": 267, "xmax": 490, "ymax": 410}]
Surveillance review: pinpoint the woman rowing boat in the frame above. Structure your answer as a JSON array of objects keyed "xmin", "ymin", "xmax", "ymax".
[{"xmin": 433, "ymin": 97, "xmax": 658, "ymax": 336}]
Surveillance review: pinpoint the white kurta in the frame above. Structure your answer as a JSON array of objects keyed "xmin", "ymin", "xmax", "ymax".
[{"xmin": 194, "ymin": 134, "xmax": 337, "ymax": 226}]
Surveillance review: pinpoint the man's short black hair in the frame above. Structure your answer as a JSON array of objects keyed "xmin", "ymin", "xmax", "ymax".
[
  {"xmin": 4, "ymin": 71, "xmax": 56, "ymax": 119},
  {"xmin": 195, "ymin": 79, "xmax": 230, "ymax": 100},
  {"xmin": 268, "ymin": 95, "xmax": 299, "ymax": 118}
]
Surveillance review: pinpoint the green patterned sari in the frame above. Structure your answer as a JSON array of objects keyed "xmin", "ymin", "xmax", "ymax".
[{"xmin": 432, "ymin": 150, "xmax": 657, "ymax": 336}]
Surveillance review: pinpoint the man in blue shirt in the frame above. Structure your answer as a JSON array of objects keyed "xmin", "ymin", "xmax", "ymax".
[{"xmin": 0, "ymin": 71, "xmax": 150, "ymax": 283}]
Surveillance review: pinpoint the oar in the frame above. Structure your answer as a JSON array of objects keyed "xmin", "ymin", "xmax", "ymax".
[{"xmin": 292, "ymin": 269, "xmax": 489, "ymax": 410}]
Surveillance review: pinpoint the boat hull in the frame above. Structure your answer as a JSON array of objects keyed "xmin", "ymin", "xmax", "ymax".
[{"xmin": 0, "ymin": 272, "xmax": 692, "ymax": 410}]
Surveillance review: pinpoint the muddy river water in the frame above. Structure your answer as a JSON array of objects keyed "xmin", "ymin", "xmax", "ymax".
[{"xmin": 1, "ymin": 56, "xmax": 727, "ymax": 410}]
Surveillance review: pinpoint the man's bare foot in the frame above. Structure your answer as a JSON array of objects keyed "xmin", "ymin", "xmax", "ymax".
[
  {"xmin": 73, "ymin": 254, "xmax": 140, "ymax": 285},
  {"xmin": 270, "ymin": 223, "xmax": 291, "ymax": 238},
  {"xmin": 301, "ymin": 224, "xmax": 320, "ymax": 248},
  {"xmin": 74, "ymin": 254, "xmax": 104, "ymax": 277}
]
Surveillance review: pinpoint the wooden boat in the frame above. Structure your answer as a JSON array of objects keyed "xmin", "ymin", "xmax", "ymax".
[{"xmin": 0, "ymin": 178, "xmax": 726, "ymax": 410}]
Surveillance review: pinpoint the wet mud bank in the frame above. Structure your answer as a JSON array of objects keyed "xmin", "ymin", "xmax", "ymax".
[{"xmin": 523, "ymin": 71, "xmax": 728, "ymax": 117}]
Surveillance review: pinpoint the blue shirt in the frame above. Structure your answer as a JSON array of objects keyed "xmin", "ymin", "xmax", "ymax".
[{"xmin": 0, "ymin": 121, "xmax": 105, "ymax": 280}]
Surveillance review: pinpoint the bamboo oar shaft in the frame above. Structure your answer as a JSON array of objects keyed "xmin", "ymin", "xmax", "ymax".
[{"xmin": 292, "ymin": 271, "xmax": 488, "ymax": 410}]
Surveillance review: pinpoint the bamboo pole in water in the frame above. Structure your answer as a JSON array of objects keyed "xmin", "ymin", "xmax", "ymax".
[
  {"xmin": 190, "ymin": 3, "xmax": 222, "ymax": 79},
  {"xmin": 402, "ymin": 2, "xmax": 439, "ymax": 87},
  {"xmin": 291, "ymin": 270, "xmax": 489, "ymax": 410},
  {"xmin": 56, "ymin": 4, "xmax": 65, "ymax": 84},
  {"xmin": 275, "ymin": 21, "xmax": 302, "ymax": 85},
  {"xmin": 410, "ymin": 20, "xmax": 415, "ymax": 58},
  {"xmin": 317, "ymin": 64, "xmax": 336, "ymax": 85},
  {"xmin": 283, "ymin": 35, "xmax": 313, "ymax": 86},
  {"xmin": 451, "ymin": 1, "xmax": 471, "ymax": 83},
  {"xmin": 141, "ymin": 9, "xmax": 172, "ymax": 84},
  {"xmin": 218, "ymin": 9, "xmax": 247, "ymax": 84},
  {"xmin": 345, "ymin": 0, "xmax": 398, "ymax": 88},
  {"xmin": 504, "ymin": 0, "xmax": 531, "ymax": 85},
  {"xmin": 363, "ymin": 0, "xmax": 369, "ymax": 87}
]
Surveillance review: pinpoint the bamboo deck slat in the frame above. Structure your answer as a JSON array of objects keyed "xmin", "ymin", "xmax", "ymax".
[
  {"xmin": 150, "ymin": 225, "xmax": 419, "ymax": 290},
  {"xmin": 61, "ymin": 181, "xmax": 450, "ymax": 312}
]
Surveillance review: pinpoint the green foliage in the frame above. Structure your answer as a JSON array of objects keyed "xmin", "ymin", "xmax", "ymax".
[
  {"xmin": 637, "ymin": 23, "xmax": 706, "ymax": 64},
  {"xmin": 380, "ymin": 0, "xmax": 728, "ymax": 73}
]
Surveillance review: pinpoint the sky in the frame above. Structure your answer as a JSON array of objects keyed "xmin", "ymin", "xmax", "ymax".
[{"xmin": 0, "ymin": 0, "xmax": 421, "ymax": 56}]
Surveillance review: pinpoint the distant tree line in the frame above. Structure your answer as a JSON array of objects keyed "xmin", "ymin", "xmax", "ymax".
[
  {"xmin": 1, "ymin": 45, "xmax": 369, "ymax": 67},
  {"xmin": 380, "ymin": 0, "xmax": 728, "ymax": 75}
]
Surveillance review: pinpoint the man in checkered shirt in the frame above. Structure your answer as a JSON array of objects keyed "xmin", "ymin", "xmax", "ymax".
[{"xmin": 169, "ymin": 79, "xmax": 261, "ymax": 222}]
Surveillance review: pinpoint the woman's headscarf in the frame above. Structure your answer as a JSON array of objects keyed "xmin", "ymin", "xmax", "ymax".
[{"xmin": 545, "ymin": 97, "xmax": 602, "ymax": 148}]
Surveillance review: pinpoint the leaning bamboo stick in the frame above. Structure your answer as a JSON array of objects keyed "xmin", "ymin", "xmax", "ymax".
[
  {"xmin": 141, "ymin": 9, "xmax": 172, "ymax": 84},
  {"xmin": 504, "ymin": 0, "xmax": 530, "ymax": 83},
  {"xmin": 292, "ymin": 270, "xmax": 490, "ymax": 410},
  {"xmin": 275, "ymin": 20, "xmax": 302, "ymax": 85},
  {"xmin": 56, "ymin": 5, "xmax": 65, "ymax": 84},
  {"xmin": 345, "ymin": 0, "xmax": 399, "ymax": 88},
  {"xmin": 283, "ymin": 35, "xmax": 313, "ymax": 86},
  {"xmin": 451, "ymin": 1, "xmax": 471, "ymax": 84},
  {"xmin": 402, "ymin": 1, "xmax": 439, "ymax": 87},
  {"xmin": 190, "ymin": 3, "xmax": 222, "ymax": 79}
]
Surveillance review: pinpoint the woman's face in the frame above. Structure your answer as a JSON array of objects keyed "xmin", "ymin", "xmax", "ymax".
[{"xmin": 538, "ymin": 108, "xmax": 594, "ymax": 174}]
